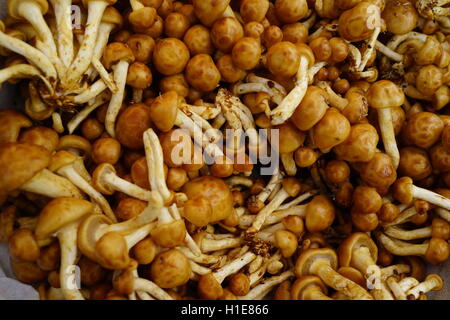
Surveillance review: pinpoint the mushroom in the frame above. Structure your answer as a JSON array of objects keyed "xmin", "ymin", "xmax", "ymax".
[
  {"xmin": 367, "ymin": 80, "xmax": 405, "ymax": 168},
  {"xmin": 384, "ymin": 218, "xmax": 450, "ymax": 241},
  {"xmin": 102, "ymin": 42, "xmax": 135, "ymax": 137},
  {"xmin": 0, "ymin": 109, "xmax": 32, "ymax": 145},
  {"xmin": 291, "ymin": 275, "xmax": 332, "ymax": 300},
  {"xmin": 62, "ymin": 0, "xmax": 118, "ymax": 90},
  {"xmin": 238, "ymin": 270, "xmax": 294, "ymax": 300},
  {"xmin": 87, "ymin": 7, "xmax": 124, "ymax": 91},
  {"xmin": 35, "ymin": 197, "xmax": 94, "ymax": 300},
  {"xmin": 198, "ymin": 251, "xmax": 256, "ymax": 299},
  {"xmin": 269, "ymin": 44, "xmax": 316, "ymax": 125},
  {"xmin": 48, "ymin": 151, "xmax": 116, "ymax": 222},
  {"xmin": 0, "ymin": 21, "xmax": 56, "ymax": 79},
  {"xmin": 406, "ymin": 274, "xmax": 443, "ymax": 300},
  {"xmin": 8, "ymin": 0, "xmax": 65, "ymax": 77},
  {"xmin": 338, "ymin": 232, "xmax": 379, "ymax": 278},
  {"xmin": 0, "ymin": 142, "xmax": 83, "ymax": 199},
  {"xmin": 295, "ymin": 248, "xmax": 374, "ymax": 300},
  {"xmin": 113, "ymin": 262, "xmax": 173, "ymax": 300},
  {"xmin": 376, "ymin": 232, "xmax": 450, "ymax": 265},
  {"xmin": 0, "ymin": 63, "xmax": 46, "ymax": 88},
  {"xmin": 48, "ymin": 0, "xmax": 74, "ymax": 67},
  {"xmin": 393, "ymin": 177, "xmax": 450, "ymax": 210},
  {"xmin": 92, "ymin": 163, "xmax": 155, "ymax": 201},
  {"xmin": 192, "ymin": 0, "xmax": 234, "ymax": 27},
  {"xmin": 149, "ymin": 248, "xmax": 192, "ymax": 289}
]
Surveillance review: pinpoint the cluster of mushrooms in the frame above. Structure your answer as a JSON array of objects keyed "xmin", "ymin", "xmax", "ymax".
[{"xmin": 1, "ymin": 0, "xmax": 450, "ymax": 301}]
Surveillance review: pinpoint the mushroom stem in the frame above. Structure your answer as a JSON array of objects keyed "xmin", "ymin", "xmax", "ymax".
[
  {"xmin": 370, "ymin": 281, "xmax": 394, "ymax": 300},
  {"xmin": 411, "ymin": 185, "xmax": 450, "ymax": 210},
  {"xmin": 169, "ymin": 205, "xmax": 201, "ymax": 256},
  {"xmin": 129, "ymin": 276, "xmax": 173, "ymax": 300},
  {"xmin": 143, "ymin": 129, "xmax": 172, "ymax": 203},
  {"xmin": 375, "ymin": 41, "xmax": 403, "ymax": 62},
  {"xmin": 102, "ymin": 169, "xmax": 154, "ymax": 201},
  {"xmin": 201, "ymin": 237, "xmax": 243, "ymax": 252},
  {"xmin": 317, "ymin": 81, "xmax": 348, "ymax": 111},
  {"xmin": 63, "ymin": 0, "xmax": 110, "ymax": 89},
  {"xmin": 238, "ymin": 271, "xmax": 294, "ymax": 300},
  {"xmin": 436, "ymin": 208, "xmax": 450, "ymax": 223},
  {"xmin": 278, "ymin": 190, "xmax": 317, "ymax": 210},
  {"xmin": 184, "ymin": 103, "xmax": 221, "ymax": 120},
  {"xmin": 378, "ymin": 108, "xmax": 400, "ymax": 168},
  {"xmin": 72, "ymin": 77, "xmax": 109, "ymax": 104},
  {"xmin": 281, "ymin": 153, "xmax": 297, "ymax": 176},
  {"xmin": 105, "ymin": 60, "xmax": 130, "ymax": 137},
  {"xmin": 382, "ymin": 206, "xmax": 416, "ymax": 227},
  {"xmin": 406, "ymin": 275, "xmax": 442, "ymax": 300},
  {"xmin": 91, "ymin": 57, "xmax": 118, "ymax": 93},
  {"xmin": 270, "ymin": 56, "xmax": 309, "ymax": 125},
  {"xmin": 384, "ymin": 225, "xmax": 431, "ymax": 240},
  {"xmin": 177, "ymin": 246, "xmax": 222, "ymax": 264},
  {"xmin": 21, "ymin": 168, "xmax": 83, "ymax": 199},
  {"xmin": 398, "ymin": 277, "xmax": 420, "ymax": 293},
  {"xmin": 386, "ymin": 276, "xmax": 407, "ymax": 300},
  {"xmin": 15, "ymin": 1, "xmax": 65, "ymax": 77},
  {"xmin": 58, "ymin": 223, "xmax": 85, "ymax": 300},
  {"xmin": 358, "ymin": 27, "xmax": 381, "ymax": 72},
  {"xmin": 380, "ymin": 264, "xmax": 411, "ymax": 280},
  {"xmin": 50, "ymin": 0, "xmax": 74, "ymax": 67},
  {"xmin": 0, "ymin": 64, "xmax": 42, "ymax": 86},
  {"xmin": 87, "ymin": 23, "xmax": 115, "ymax": 80},
  {"xmin": 249, "ymin": 188, "xmax": 290, "ymax": 233},
  {"xmin": 376, "ymin": 232, "xmax": 428, "ymax": 256},
  {"xmin": 213, "ymin": 251, "xmax": 256, "ymax": 284},
  {"xmin": 0, "ymin": 30, "xmax": 57, "ymax": 79},
  {"xmin": 310, "ymin": 259, "xmax": 374, "ymax": 300},
  {"xmin": 56, "ymin": 164, "xmax": 117, "ymax": 223},
  {"xmin": 67, "ymin": 92, "xmax": 110, "ymax": 134}
]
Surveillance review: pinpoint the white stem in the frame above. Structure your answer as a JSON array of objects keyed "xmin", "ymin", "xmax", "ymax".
[
  {"xmin": 21, "ymin": 168, "xmax": 83, "ymax": 199},
  {"xmin": 317, "ymin": 81, "xmax": 348, "ymax": 111},
  {"xmin": 92, "ymin": 57, "xmax": 118, "ymax": 93},
  {"xmin": 213, "ymin": 252, "xmax": 256, "ymax": 284},
  {"xmin": 0, "ymin": 64, "xmax": 42, "ymax": 85},
  {"xmin": 249, "ymin": 188, "xmax": 290, "ymax": 233},
  {"xmin": 271, "ymin": 56, "xmax": 309, "ymax": 125},
  {"xmin": 104, "ymin": 171, "xmax": 154, "ymax": 201},
  {"xmin": 375, "ymin": 41, "xmax": 403, "ymax": 62},
  {"xmin": 50, "ymin": 0, "xmax": 74, "ymax": 67},
  {"xmin": 378, "ymin": 108, "xmax": 399, "ymax": 169},
  {"xmin": 412, "ymin": 185, "xmax": 450, "ymax": 210},
  {"xmin": 72, "ymin": 77, "xmax": 108, "ymax": 104},
  {"xmin": 67, "ymin": 92, "xmax": 110, "ymax": 134},
  {"xmin": 384, "ymin": 225, "xmax": 431, "ymax": 240},
  {"xmin": 386, "ymin": 277, "xmax": 407, "ymax": 300},
  {"xmin": 238, "ymin": 271, "xmax": 293, "ymax": 300},
  {"xmin": 201, "ymin": 237, "xmax": 243, "ymax": 252},
  {"xmin": 58, "ymin": 224, "xmax": 85, "ymax": 300},
  {"xmin": 376, "ymin": 233, "xmax": 428, "ymax": 256},
  {"xmin": 58, "ymin": 165, "xmax": 117, "ymax": 223},
  {"xmin": 133, "ymin": 278, "xmax": 173, "ymax": 300},
  {"xmin": 358, "ymin": 27, "xmax": 381, "ymax": 72},
  {"xmin": 0, "ymin": 31, "xmax": 57, "ymax": 79},
  {"xmin": 105, "ymin": 60, "xmax": 129, "ymax": 137},
  {"xmin": 63, "ymin": 0, "xmax": 109, "ymax": 89},
  {"xmin": 143, "ymin": 129, "xmax": 172, "ymax": 202}
]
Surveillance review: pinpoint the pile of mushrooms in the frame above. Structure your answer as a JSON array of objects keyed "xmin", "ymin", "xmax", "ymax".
[{"xmin": 1, "ymin": 0, "xmax": 450, "ymax": 301}]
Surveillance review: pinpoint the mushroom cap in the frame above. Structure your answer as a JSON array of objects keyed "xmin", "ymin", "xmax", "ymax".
[
  {"xmin": 149, "ymin": 91, "xmax": 179, "ymax": 132},
  {"xmin": 295, "ymin": 248, "xmax": 338, "ymax": 277},
  {"xmin": 367, "ymin": 80, "xmax": 405, "ymax": 109},
  {"xmin": 77, "ymin": 214, "xmax": 114, "ymax": 261},
  {"xmin": 291, "ymin": 275, "xmax": 328, "ymax": 300},
  {"xmin": 192, "ymin": 0, "xmax": 231, "ymax": 27},
  {"xmin": 35, "ymin": 197, "xmax": 93, "ymax": 240},
  {"xmin": 149, "ymin": 248, "xmax": 191, "ymax": 288},
  {"xmin": 8, "ymin": 0, "xmax": 49, "ymax": 20},
  {"xmin": 338, "ymin": 232, "xmax": 378, "ymax": 268},
  {"xmin": 48, "ymin": 150, "xmax": 78, "ymax": 172},
  {"xmin": 126, "ymin": 61, "xmax": 152, "ymax": 89},
  {"xmin": 57, "ymin": 134, "xmax": 92, "ymax": 156},
  {"xmin": 182, "ymin": 176, "xmax": 234, "ymax": 222},
  {"xmin": 425, "ymin": 274, "xmax": 443, "ymax": 291},
  {"xmin": 0, "ymin": 109, "xmax": 32, "ymax": 145},
  {"xmin": 102, "ymin": 6, "xmax": 123, "ymax": 29},
  {"xmin": 425, "ymin": 237, "xmax": 450, "ymax": 265},
  {"xmin": 333, "ymin": 123, "xmax": 379, "ymax": 163},
  {"xmin": 92, "ymin": 163, "xmax": 117, "ymax": 195},
  {"xmin": 18, "ymin": 126, "xmax": 59, "ymax": 153},
  {"xmin": 392, "ymin": 176, "xmax": 414, "ymax": 204},
  {"xmin": 116, "ymin": 103, "xmax": 153, "ymax": 150},
  {"xmin": 103, "ymin": 42, "xmax": 135, "ymax": 69},
  {"xmin": 0, "ymin": 142, "xmax": 50, "ymax": 195}
]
